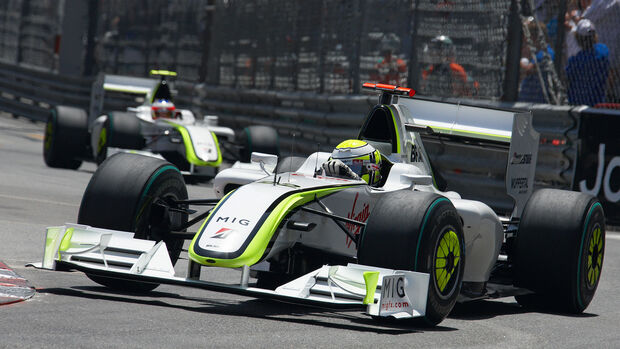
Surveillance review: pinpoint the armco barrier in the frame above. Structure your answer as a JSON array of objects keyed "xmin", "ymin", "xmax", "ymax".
[
  {"xmin": 0, "ymin": 61, "xmax": 92, "ymax": 121},
  {"xmin": 0, "ymin": 65, "xmax": 618, "ymax": 222}
]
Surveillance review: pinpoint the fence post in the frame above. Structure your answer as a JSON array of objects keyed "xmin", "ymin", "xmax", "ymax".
[
  {"xmin": 553, "ymin": 0, "xmax": 567, "ymax": 82},
  {"xmin": 83, "ymin": 0, "xmax": 98, "ymax": 76},
  {"xmin": 16, "ymin": 0, "xmax": 30, "ymax": 65},
  {"xmin": 350, "ymin": 0, "xmax": 364, "ymax": 95},
  {"xmin": 502, "ymin": 0, "xmax": 522, "ymax": 102},
  {"xmin": 58, "ymin": 0, "xmax": 90, "ymax": 76},
  {"xmin": 408, "ymin": 0, "xmax": 420, "ymax": 90}
]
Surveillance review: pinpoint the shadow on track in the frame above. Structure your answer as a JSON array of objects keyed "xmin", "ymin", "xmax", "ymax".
[
  {"xmin": 37, "ymin": 286, "xmax": 457, "ymax": 334},
  {"xmin": 449, "ymin": 299, "xmax": 598, "ymax": 321}
]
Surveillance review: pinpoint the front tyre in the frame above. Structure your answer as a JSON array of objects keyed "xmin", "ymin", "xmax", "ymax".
[
  {"xmin": 78, "ymin": 153, "xmax": 188, "ymax": 292},
  {"xmin": 514, "ymin": 189, "xmax": 605, "ymax": 313},
  {"xmin": 237, "ymin": 125, "xmax": 279, "ymax": 162},
  {"xmin": 358, "ymin": 191, "xmax": 465, "ymax": 326}
]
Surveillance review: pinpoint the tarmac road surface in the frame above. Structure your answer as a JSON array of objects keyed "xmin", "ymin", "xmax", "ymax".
[{"xmin": 1, "ymin": 113, "xmax": 619, "ymax": 348}]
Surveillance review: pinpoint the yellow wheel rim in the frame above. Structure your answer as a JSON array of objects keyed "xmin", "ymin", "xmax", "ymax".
[
  {"xmin": 586, "ymin": 225, "xmax": 603, "ymax": 288},
  {"xmin": 44, "ymin": 121, "xmax": 53, "ymax": 151},
  {"xmin": 98, "ymin": 128, "xmax": 107, "ymax": 153},
  {"xmin": 435, "ymin": 229, "xmax": 461, "ymax": 295}
]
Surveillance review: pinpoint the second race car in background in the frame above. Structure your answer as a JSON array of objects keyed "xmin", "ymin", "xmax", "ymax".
[{"xmin": 43, "ymin": 70, "xmax": 279, "ymax": 179}]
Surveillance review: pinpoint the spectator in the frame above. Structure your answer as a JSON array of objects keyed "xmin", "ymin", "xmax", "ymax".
[
  {"xmin": 518, "ymin": 17, "xmax": 555, "ymax": 103},
  {"xmin": 421, "ymin": 35, "xmax": 477, "ymax": 98},
  {"xmin": 373, "ymin": 33, "xmax": 407, "ymax": 86},
  {"xmin": 566, "ymin": 19, "xmax": 610, "ymax": 106},
  {"xmin": 582, "ymin": 0, "xmax": 620, "ymax": 103},
  {"xmin": 564, "ymin": 0, "xmax": 592, "ymax": 59}
]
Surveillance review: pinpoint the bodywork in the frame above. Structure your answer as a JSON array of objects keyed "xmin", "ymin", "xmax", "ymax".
[{"xmin": 32, "ymin": 83, "xmax": 542, "ymax": 319}]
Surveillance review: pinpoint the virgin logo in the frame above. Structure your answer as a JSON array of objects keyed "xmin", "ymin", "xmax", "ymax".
[
  {"xmin": 345, "ymin": 193, "xmax": 370, "ymax": 248},
  {"xmin": 579, "ymin": 143, "xmax": 620, "ymax": 203}
]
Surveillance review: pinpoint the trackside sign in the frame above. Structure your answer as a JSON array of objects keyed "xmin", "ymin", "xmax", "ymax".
[{"xmin": 573, "ymin": 110, "xmax": 620, "ymax": 224}]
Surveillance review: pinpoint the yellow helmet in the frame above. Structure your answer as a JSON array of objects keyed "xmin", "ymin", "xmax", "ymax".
[{"xmin": 331, "ymin": 139, "xmax": 382, "ymax": 185}]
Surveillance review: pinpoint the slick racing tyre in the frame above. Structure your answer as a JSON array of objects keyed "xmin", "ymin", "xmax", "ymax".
[
  {"xmin": 274, "ymin": 156, "xmax": 306, "ymax": 174},
  {"xmin": 358, "ymin": 191, "xmax": 465, "ymax": 326},
  {"xmin": 43, "ymin": 106, "xmax": 88, "ymax": 169},
  {"xmin": 96, "ymin": 112, "xmax": 144, "ymax": 165},
  {"xmin": 237, "ymin": 125, "xmax": 279, "ymax": 162},
  {"xmin": 78, "ymin": 153, "xmax": 188, "ymax": 292},
  {"xmin": 514, "ymin": 189, "xmax": 605, "ymax": 313}
]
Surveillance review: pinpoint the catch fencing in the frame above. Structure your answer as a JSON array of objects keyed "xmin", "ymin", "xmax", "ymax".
[{"xmin": 0, "ymin": 0, "xmax": 619, "ymax": 221}]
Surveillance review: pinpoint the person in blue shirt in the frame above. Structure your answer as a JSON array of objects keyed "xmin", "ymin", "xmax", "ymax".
[
  {"xmin": 519, "ymin": 17, "xmax": 556, "ymax": 103},
  {"xmin": 566, "ymin": 19, "xmax": 610, "ymax": 106}
]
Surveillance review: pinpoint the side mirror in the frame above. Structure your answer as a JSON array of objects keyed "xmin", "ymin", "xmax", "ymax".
[
  {"xmin": 400, "ymin": 174, "xmax": 433, "ymax": 187},
  {"xmin": 251, "ymin": 152, "xmax": 278, "ymax": 174}
]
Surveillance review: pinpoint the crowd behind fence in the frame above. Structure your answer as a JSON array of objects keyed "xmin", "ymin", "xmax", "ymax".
[
  {"xmin": 0, "ymin": 0, "xmax": 618, "ymax": 222},
  {"xmin": 0, "ymin": 0, "xmax": 619, "ymax": 107}
]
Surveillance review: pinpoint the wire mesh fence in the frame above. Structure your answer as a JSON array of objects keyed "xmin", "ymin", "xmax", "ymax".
[
  {"xmin": 519, "ymin": 0, "xmax": 620, "ymax": 106},
  {"xmin": 1, "ymin": 0, "xmax": 619, "ymax": 107},
  {"xmin": 0, "ymin": 0, "xmax": 61, "ymax": 69}
]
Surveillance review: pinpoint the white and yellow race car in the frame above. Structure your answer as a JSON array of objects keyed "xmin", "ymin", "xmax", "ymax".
[
  {"xmin": 32, "ymin": 83, "xmax": 605, "ymax": 326},
  {"xmin": 43, "ymin": 70, "xmax": 278, "ymax": 179}
]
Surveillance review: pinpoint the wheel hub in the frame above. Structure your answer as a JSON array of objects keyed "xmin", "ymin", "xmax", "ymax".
[{"xmin": 445, "ymin": 252, "xmax": 455, "ymax": 274}]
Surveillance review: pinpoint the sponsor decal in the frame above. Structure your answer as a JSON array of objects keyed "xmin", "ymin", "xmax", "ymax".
[
  {"xmin": 210, "ymin": 227, "xmax": 234, "ymax": 239},
  {"xmin": 510, "ymin": 152, "xmax": 532, "ymax": 165},
  {"xmin": 215, "ymin": 216, "xmax": 250, "ymax": 226},
  {"xmin": 345, "ymin": 193, "xmax": 370, "ymax": 248},
  {"xmin": 379, "ymin": 275, "xmax": 412, "ymax": 315},
  {"xmin": 580, "ymin": 144, "xmax": 620, "ymax": 203},
  {"xmin": 510, "ymin": 177, "xmax": 528, "ymax": 194}
]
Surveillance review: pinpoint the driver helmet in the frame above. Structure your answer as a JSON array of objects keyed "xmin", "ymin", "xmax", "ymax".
[
  {"xmin": 151, "ymin": 99, "xmax": 176, "ymax": 119},
  {"xmin": 426, "ymin": 35, "xmax": 455, "ymax": 64},
  {"xmin": 330, "ymin": 139, "xmax": 382, "ymax": 185}
]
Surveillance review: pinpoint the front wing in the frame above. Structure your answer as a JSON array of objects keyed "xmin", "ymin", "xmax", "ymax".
[{"xmin": 29, "ymin": 224, "xmax": 429, "ymax": 319}]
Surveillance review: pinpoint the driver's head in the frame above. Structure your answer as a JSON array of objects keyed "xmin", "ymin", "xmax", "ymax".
[
  {"xmin": 151, "ymin": 99, "xmax": 175, "ymax": 119},
  {"xmin": 330, "ymin": 139, "xmax": 382, "ymax": 185},
  {"xmin": 426, "ymin": 35, "xmax": 455, "ymax": 64}
]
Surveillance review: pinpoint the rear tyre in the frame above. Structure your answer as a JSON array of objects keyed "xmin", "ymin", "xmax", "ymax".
[
  {"xmin": 237, "ymin": 125, "xmax": 279, "ymax": 162},
  {"xmin": 358, "ymin": 191, "xmax": 465, "ymax": 326},
  {"xmin": 78, "ymin": 153, "xmax": 188, "ymax": 292},
  {"xmin": 43, "ymin": 106, "xmax": 88, "ymax": 169},
  {"xmin": 514, "ymin": 189, "xmax": 605, "ymax": 313}
]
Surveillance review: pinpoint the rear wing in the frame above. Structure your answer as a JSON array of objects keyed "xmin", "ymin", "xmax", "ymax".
[
  {"xmin": 102, "ymin": 75, "xmax": 157, "ymax": 95},
  {"xmin": 88, "ymin": 74, "xmax": 160, "ymax": 125},
  {"xmin": 363, "ymin": 83, "xmax": 539, "ymax": 218}
]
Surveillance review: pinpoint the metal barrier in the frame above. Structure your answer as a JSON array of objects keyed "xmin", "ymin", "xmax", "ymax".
[
  {"xmin": 0, "ymin": 62, "xmax": 617, "ymax": 221},
  {"xmin": 0, "ymin": 61, "xmax": 92, "ymax": 121}
]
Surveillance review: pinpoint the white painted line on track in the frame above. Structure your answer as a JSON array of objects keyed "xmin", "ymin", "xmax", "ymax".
[
  {"xmin": 0, "ymin": 194, "xmax": 77, "ymax": 207},
  {"xmin": 607, "ymin": 233, "xmax": 620, "ymax": 241}
]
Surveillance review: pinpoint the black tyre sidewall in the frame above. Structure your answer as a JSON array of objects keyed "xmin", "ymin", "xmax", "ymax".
[
  {"xmin": 43, "ymin": 106, "xmax": 87, "ymax": 169},
  {"xmin": 78, "ymin": 153, "xmax": 188, "ymax": 292},
  {"xmin": 238, "ymin": 126, "xmax": 279, "ymax": 162},
  {"xmin": 358, "ymin": 191, "xmax": 465, "ymax": 326},
  {"xmin": 107, "ymin": 112, "xmax": 144, "ymax": 150},
  {"xmin": 515, "ymin": 189, "xmax": 605, "ymax": 313},
  {"xmin": 416, "ymin": 199, "xmax": 465, "ymax": 325}
]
